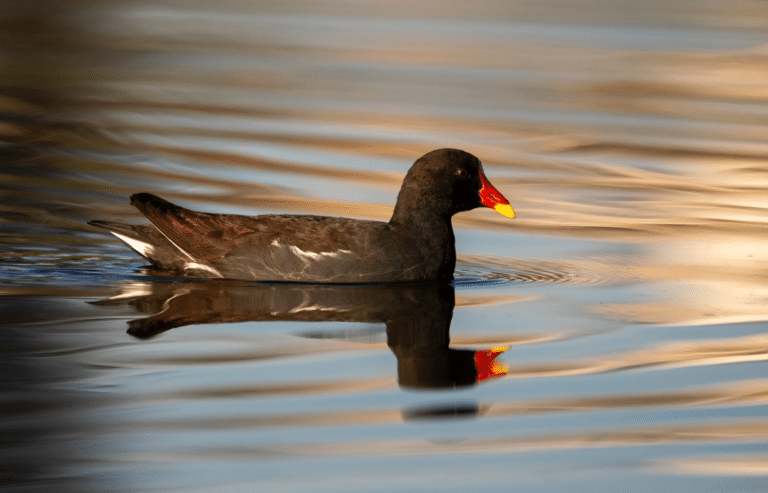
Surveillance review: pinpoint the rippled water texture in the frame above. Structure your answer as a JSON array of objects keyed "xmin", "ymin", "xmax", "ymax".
[{"xmin": 2, "ymin": 1, "xmax": 768, "ymax": 491}]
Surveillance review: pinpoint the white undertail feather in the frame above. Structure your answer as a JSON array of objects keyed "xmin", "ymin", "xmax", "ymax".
[
  {"xmin": 111, "ymin": 232, "xmax": 154, "ymax": 258},
  {"xmin": 112, "ymin": 231, "xmax": 223, "ymax": 278}
]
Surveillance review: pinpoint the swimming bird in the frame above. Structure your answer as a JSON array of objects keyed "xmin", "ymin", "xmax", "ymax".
[{"xmin": 89, "ymin": 148, "xmax": 515, "ymax": 283}]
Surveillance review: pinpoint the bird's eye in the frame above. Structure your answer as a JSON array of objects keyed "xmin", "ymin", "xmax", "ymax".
[{"xmin": 457, "ymin": 169, "xmax": 468, "ymax": 179}]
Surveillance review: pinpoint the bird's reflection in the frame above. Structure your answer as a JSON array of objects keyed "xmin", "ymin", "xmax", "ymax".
[{"xmin": 92, "ymin": 280, "xmax": 508, "ymax": 390}]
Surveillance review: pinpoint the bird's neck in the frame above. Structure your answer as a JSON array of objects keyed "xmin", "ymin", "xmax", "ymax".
[
  {"xmin": 390, "ymin": 185, "xmax": 453, "ymax": 226},
  {"xmin": 389, "ymin": 202, "xmax": 451, "ymax": 231},
  {"xmin": 390, "ymin": 206, "xmax": 456, "ymax": 280}
]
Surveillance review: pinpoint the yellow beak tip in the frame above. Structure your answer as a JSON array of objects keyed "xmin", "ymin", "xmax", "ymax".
[{"xmin": 493, "ymin": 204, "xmax": 516, "ymax": 219}]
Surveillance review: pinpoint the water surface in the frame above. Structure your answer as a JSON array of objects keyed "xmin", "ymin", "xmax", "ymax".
[{"xmin": 2, "ymin": 1, "xmax": 768, "ymax": 491}]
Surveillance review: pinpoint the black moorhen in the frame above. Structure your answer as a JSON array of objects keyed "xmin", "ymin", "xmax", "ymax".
[{"xmin": 89, "ymin": 148, "xmax": 515, "ymax": 282}]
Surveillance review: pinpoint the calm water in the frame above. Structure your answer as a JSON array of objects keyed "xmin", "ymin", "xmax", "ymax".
[{"xmin": 2, "ymin": 1, "xmax": 768, "ymax": 491}]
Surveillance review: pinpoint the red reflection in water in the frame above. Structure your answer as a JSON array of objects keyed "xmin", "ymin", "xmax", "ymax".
[{"xmin": 475, "ymin": 346, "xmax": 509, "ymax": 382}]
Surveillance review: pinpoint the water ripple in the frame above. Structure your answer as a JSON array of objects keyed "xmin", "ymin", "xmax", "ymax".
[{"xmin": 455, "ymin": 255, "xmax": 630, "ymax": 287}]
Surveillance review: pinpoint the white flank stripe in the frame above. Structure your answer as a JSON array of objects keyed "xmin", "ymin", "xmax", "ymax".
[
  {"xmin": 288, "ymin": 244, "xmax": 352, "ymax": 260},
  {"xmin": 185, "ymin": 262, "xmax": 223, "ymax": 277},
  {"xmin": 146, "ymin": 226, "xmax": 223, "ymax": 278}
]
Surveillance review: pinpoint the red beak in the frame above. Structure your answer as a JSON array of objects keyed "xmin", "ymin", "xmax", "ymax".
[{"xmin": 479, "ymin": 170, "xmax": 515, "ymax": 219}]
